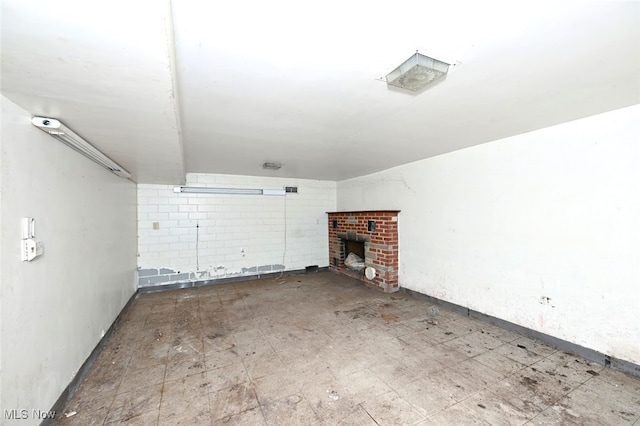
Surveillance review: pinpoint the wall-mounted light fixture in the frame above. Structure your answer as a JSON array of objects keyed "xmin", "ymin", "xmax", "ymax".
[
  {"xmin": 173, "ymin": 186, "xmax": 286, "ymax": 196},
  {"xmin": 31, "ymin": 116, "xmax": 131, "ymax": 179}
]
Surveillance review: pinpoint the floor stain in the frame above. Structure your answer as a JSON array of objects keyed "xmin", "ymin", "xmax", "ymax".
[
  {"xmin": 381, "ymin": 313, "xmax": 399, "ymax": 322},
  {"xmin": 521, "ymin": 376, "xmax": 539, "ymax": 389},
  {"xmin": 336, "ymin": 306, "xmax": 376, "ymax": 320},
  {"xmin": 56, "ymin": 272, "xmax": 640, "ymax": 426}
]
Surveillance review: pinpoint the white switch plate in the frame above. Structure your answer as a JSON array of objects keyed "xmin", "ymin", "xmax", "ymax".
[{"xmin": 22, "ymin": 217, "xmax": 35, "ymax": 239}]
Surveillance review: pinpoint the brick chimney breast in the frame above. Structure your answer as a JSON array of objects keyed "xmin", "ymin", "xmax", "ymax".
[{"xmin": 327, "ymin": 210, "xmax": 400, "ymax": 293}]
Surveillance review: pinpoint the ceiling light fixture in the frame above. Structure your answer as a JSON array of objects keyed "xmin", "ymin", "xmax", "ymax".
[
  {"xmin": 385, "ymin": 52, "xmax": 452, "ymax": 92},
  {"xmin": 262, "ymin": 162, "xmax": 283, "ymax": 170},
  {"xmin": 31, "ymin": 116, "xmax": 131, "ymax": 179},
  {"xmin": 173, "ymin": 186, "xmax": 285, "ymax": 196}
]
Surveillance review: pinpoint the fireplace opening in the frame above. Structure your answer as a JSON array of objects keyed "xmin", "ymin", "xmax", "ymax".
[
  {"xmin": 342, "ymin": 239, "xmax": 365, "ymax": 271},
  {"xmin": 344, "ymin": 240, "xmax": 364, "ymax": 259}
]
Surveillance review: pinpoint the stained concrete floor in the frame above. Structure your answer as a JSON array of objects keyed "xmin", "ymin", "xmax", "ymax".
[{"xmin": 57, "ymin": 271, "xmax": 639, "ymax": 425}]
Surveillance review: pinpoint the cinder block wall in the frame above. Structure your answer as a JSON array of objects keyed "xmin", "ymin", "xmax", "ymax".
[{"xmin": 137, "ymin": 173, "xmax": 336, "ymax": 287}]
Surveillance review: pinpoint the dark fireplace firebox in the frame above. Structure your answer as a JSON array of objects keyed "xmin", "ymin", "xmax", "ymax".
[{"xmin": 344, "ymin": 240, "xmax": 365, "ymax": 260}]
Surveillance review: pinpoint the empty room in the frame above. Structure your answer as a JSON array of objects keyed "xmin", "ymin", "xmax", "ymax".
[{"xmin": 1, "ymin": 0, "xmax": 639, "ymax": 425}]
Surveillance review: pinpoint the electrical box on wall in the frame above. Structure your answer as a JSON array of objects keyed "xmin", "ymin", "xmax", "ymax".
[
  {"xmin": 21, "ymin": 217, "xmax": 44, "ymax": 261},
  {"xmin": 22, "ymin": 238, "xmax": 44, "ymax": 261}
]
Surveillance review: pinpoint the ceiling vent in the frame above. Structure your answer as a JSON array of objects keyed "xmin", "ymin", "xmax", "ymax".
[
  {"xmin": 385, "ymin": 52, "xmax": 451, "ymax": 92},
  {"xmin": 262, "ymin": 162, "xmax": 283, "ymax": 170}
]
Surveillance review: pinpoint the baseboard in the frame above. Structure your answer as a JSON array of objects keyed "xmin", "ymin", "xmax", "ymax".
[
  {"xmin": 401, "ymin": 287, "xmax": 640, "ymax": 377},
  {"xmin": 138, "ymin": 266, "xmax": 329, "ymax": 293},
  {"xmin": 42, "ymin": 290, "xmax": 138, "ymax": 425}
]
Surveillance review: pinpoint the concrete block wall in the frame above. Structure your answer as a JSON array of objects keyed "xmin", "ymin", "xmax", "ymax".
[{"xmin": 137, "ymin": 173, "xmax": 336, "ymax": 287}]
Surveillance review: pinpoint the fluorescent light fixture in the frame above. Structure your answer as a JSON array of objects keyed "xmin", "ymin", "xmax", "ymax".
[
  {"xmin": 31, "ymin": 117, "xmax": 131, "ymax": 179},
  {"xmin": 173, "ymin": 186, "xmax": 286, "ymax": 196},
  {"xmin": 385, "ymin": 52, "xmax": 451, "ymax": 92}
]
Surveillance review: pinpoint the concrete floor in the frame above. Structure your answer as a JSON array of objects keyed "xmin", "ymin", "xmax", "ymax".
[{"xmin": 57, "ymin": 272, "xmax": 639, "ymax": 425}]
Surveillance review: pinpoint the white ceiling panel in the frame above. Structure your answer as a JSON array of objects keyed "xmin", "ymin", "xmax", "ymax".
[
  {"xmin": 2, "ymin": 0, "xmax": 639, "ymax": 182},
  {"xmin": 1, "ymin": 0, "xmax": 185, "ymax": 183}
]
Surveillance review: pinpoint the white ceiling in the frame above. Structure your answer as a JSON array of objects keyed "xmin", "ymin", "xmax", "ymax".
[{"xmin": 2, "ymin": 1, "xmax": 639, "ymax": 183}]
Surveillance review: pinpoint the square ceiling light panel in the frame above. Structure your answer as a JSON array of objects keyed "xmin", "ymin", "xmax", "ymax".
[{"xmin": 385, "ymin": 53, "xmax": 451, "ymax": 92}]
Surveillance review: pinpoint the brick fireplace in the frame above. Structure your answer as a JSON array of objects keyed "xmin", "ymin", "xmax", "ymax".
[{"xmin": 327, "ymin": 210, "xmax": 400, "ymax": 293}]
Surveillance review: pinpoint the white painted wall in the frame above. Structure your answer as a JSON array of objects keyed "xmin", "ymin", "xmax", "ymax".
[
  {"xmin": 338, "ymin": 105, "xmax": 640, "ymax": 365},
  {"xmin": 0, "ymin": 96, "xmax": 4, "ymax": 418},
  {"xmin": 137, "ymin": 173, "xmax": 336, "ymax": 286},
  {"xmin": 0, "ymin": 95, "xmax": 137, "ymax": 424}
]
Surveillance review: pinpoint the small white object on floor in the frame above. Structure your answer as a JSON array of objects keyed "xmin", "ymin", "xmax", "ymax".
[{"xmin": 326, "ymin": 390, "xmax": 340, "ymax": 400}]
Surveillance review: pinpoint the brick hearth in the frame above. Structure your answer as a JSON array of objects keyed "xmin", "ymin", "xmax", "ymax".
[{"xmin": 327, "ymin": 210, "xmax": 400, "ymax": 293}]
